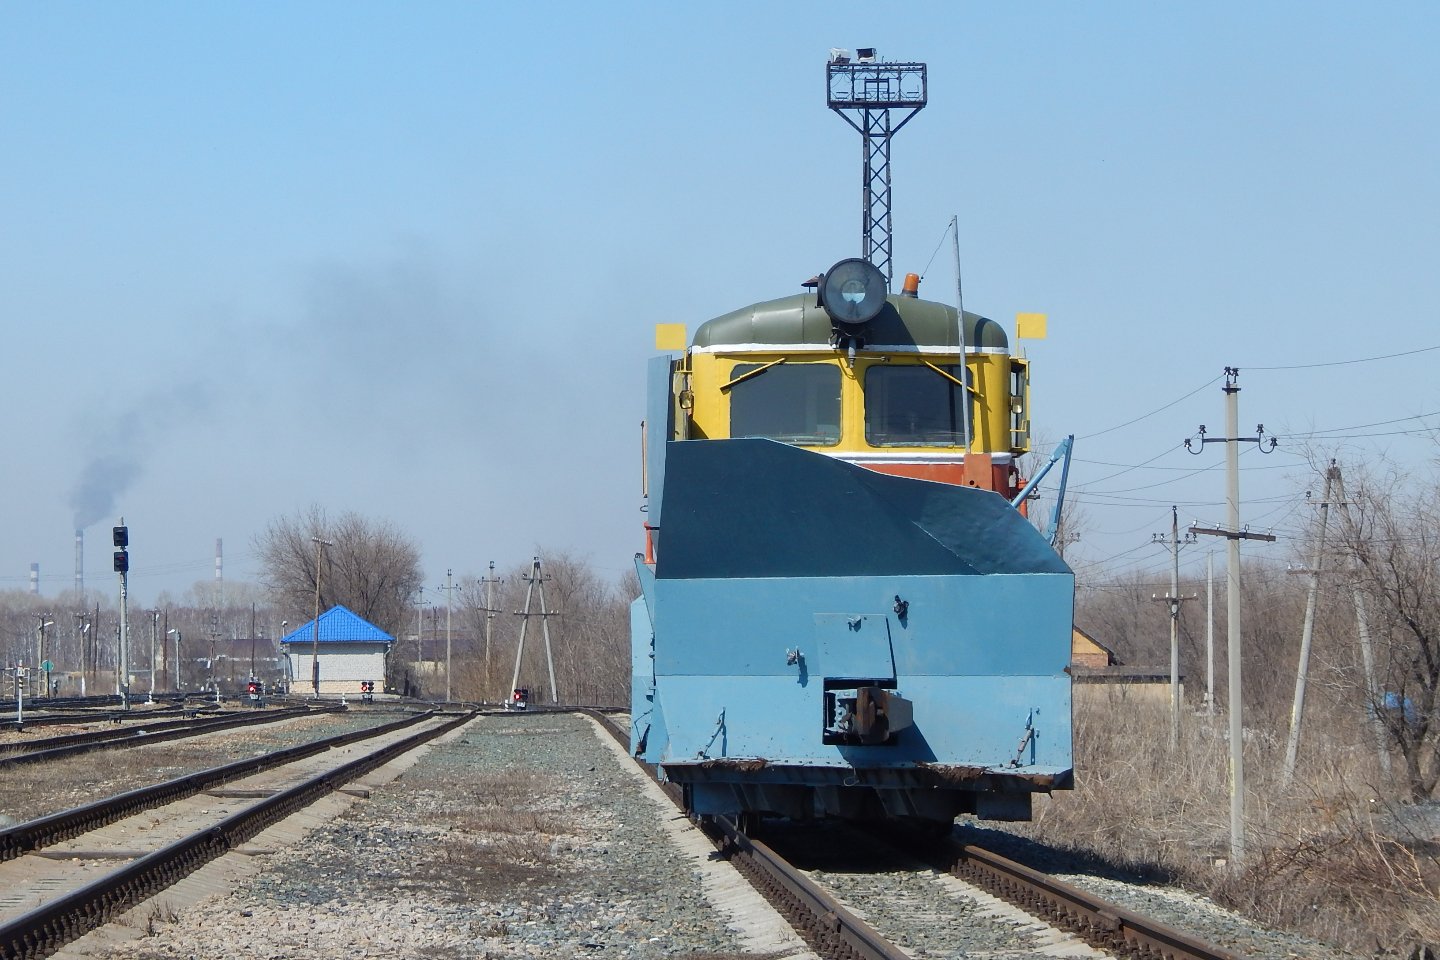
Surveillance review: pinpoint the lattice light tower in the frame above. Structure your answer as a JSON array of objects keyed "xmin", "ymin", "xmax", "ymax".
[{"xmin": 827, "ymin": 48, "xmax": 927, "ymax": 291}]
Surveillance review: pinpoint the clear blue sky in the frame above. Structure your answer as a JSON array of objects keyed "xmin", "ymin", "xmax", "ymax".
[{"xmin": 2, "ymin": 3, "xmax": 1437, "ymax": 604}]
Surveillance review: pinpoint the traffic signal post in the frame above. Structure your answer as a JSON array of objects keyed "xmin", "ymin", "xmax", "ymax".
[{"xmin": 114, "ymin": 521, "xmax": 131, "ymax": 711}]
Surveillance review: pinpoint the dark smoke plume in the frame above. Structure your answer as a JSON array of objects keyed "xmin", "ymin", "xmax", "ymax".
[{"xmin": 69, "ymin": 380, "xmax": 213, "ymax": 530}]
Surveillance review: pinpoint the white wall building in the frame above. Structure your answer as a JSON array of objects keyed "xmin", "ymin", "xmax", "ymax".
[{"xmin": 280, "ymin": 605, "xmax": 391, "ymax": 696}]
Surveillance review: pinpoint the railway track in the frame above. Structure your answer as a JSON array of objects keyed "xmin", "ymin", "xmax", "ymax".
[
  {"xmin": 0, "ymin": 705, "xmax": 189, "ymax": 733},
  {"xmin": 587, "ymin": 710, "xmax": 1244, "ymax": 960},
  {"xmin": 0, "ymin": 705, "xmax": 338, "ymax": 769},
  {"xmin": 0, "ymin": 709, "xmax": 475, "ymax": 959},
  {"xmin": 0, "ymin": 710, "xmax": 438, "ymax": 863}
]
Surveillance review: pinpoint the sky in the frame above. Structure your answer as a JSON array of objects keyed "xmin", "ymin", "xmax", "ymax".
[{"xmin": 2, "ymin": 3, "xmax": 1438, "ymax": 607}]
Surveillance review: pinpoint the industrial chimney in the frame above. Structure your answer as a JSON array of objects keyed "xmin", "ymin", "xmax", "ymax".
[
  {"xmin": 75, "ymin": 529, "xmax": 84, "ymax": 599},
  {"xmin": 29, "ymin": 562, "xmax": 39, "ymax": 596}
]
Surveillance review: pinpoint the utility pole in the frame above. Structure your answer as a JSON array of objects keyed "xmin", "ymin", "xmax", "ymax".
[
  {"xmin": 413, "ymin": 587, "xmax": 427, "ymax": 690},
  {"xmin": 1330, "ymin": 465, "xmax": 1393, "ymax": 777},
  {"xmin": 441, "ymin": 569, "xmax": 456, "ymax": 703},
  {"xmin": 1280, "ymin": 464, "xmax": 1338, "ymax": 787},
  {"xmin": 149, "ymin": 609, "xmax": 160, "ymax": 703},
  {"xmin": 1205, "ymin": 553, "xmax": 1215, "ymax": 714},
  {"xmin": 75, "ymin": 612, "xmax": 90, "ymax": 698},
  {"xmin": 510, "ymin": 557, "xmax": 560, "ymax": 705},
  {"xmin": 481, "ymin": 562, "xmax": 502, "ymax": 704},
  {"xmin": 1185, "ymin": 368, "xmax": 1277, "ymax": 865},
  {"xmin": 168, "ymin": 627, "xmax": 181, "ymax": 691},
  {"xmin": 36, "ymin": 616, "xmax": 55, "ymax": 699},
  {"xmin": 1151, "ymin": 506, "xmax": 1196, "ymax": 748},
  {"xmin": 249, "ymin": 601, "xmax": 257, "ymax": 681},
  {"xmin": 310, "ymin": 536, "xmax": 333, "ymax": 699}
]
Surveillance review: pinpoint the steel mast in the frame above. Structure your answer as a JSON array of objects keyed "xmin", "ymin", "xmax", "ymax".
[{"xmin": 827, "ymin": 48, "xmax": 927, "ymax": 291}]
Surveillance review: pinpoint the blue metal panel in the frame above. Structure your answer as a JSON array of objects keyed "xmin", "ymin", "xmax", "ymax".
[
  {"xmin": 645, "ymin": 356, "xmax": 677, "ymax": 531},
  {"xmin": 656, "ymin": 438, "xmax": 1071, "ymax": 581},
  {"xmin": 630, "ymin": 595, "xmax": 661, "ymax": 761},
  {"xmin": 639, "ymin": 433, "xmax": 1075, "ymax": 820},
  {"xmin": 813, "ymin": 613, "xmax": 894, "ymax": 680},
  {"xmin": 650, "ymin": 674, "xmax": 1071, "ymax": 773},
  {"xmin": 652, "ymin": 575, "xmax": 1073, "ymax": 678}
]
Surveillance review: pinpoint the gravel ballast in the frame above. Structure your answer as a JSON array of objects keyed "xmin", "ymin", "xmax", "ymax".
[{"xmin": 77, "ymin": 712, "xmax": 796, "ymax": 959}]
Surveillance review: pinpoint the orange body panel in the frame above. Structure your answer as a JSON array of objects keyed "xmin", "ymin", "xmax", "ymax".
[
  {"xmin": 860, "ymin": 461, "xmax": 967, "ymax": 484},
  {"xmin": 857, "ymin": 459, "xmax": 1022, "ymax": 502}
]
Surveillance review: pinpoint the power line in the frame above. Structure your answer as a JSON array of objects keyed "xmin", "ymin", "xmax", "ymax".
[
  {"xmin": 1076, "ymin": 456, "xmax": 1295, "ymax": 473},
  {"xmin": 1251, "ymin": 343, "xmax": 1440, "ymax": 371},
  {"xmin": 1077, "ymin": 375, "xmax": 1222, "ymax": 440}
]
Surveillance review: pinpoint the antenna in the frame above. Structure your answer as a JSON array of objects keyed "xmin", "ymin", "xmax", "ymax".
[{"xmin": 827, "ymin": 48, "xmax": 927, "ymax": 290}]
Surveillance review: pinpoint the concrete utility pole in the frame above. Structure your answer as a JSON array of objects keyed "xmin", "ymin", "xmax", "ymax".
[
  {"xmin": 481, "ymin": 561, "xmax": 501, "ymax": 703},
  {"xmin": 1151, "ymin": 506, "xmax": 1196, "ymax": 748},
  {"xmin": 1280, "ymin": 464, "xmax": 1338, "ymax": 787},
  {"xmin": 1330, "ymin": 466, "xmax": 1393, "ymax": 777},
  {"xmin": 510, "ymin": 557, "xmax": 559, "ymax": 704},
  {"xmin": 1185, "ymin": 368, "xmax": 1277, "ymax": 866},
  {"xmin": 310, "ymin": 536, "xmax": 333, "ymax": 698},
  {"xmin": 36, "ymin": 616, "xmax": 55, "ymax": 699},
  {"xmin": 167, "ymin": 628, "xmax": 181, "ymax": 691},
  {"xmin": 441, "ymin": 569, "xmax": 456, "ymax": 703},
  {"xmin": 75, "ymin": 613, "xmax": 90, "ymax": 698},
  {"xmin": 149, "ymin": 609, "xmax": 160, "ymax": 703},
  {"xmin": 1205, "ymin": 553, "xmax": 1216, "ymax": 714}
]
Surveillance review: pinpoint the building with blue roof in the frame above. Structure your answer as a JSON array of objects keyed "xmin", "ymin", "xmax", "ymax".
[{"xmin": 279, "ymin": 605, "xmax": 392, "ymax": 696}]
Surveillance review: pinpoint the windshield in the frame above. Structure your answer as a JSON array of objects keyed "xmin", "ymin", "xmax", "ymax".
[
  {"xmin": 863, "ymin": 364, "xmax": 972, "ymax": 446},
  {"xmin": 728, "ymin": 363, "xmax": 842, "ymax": 446}
]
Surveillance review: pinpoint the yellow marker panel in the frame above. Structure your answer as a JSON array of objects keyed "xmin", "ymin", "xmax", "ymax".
[
  {"xmin": 1016, "ymin": 313, "xmax": 1048, "ymax": 339},
  {"xmin": 655, "ymin": 324, "xmax": 688, "ymax": 351}
]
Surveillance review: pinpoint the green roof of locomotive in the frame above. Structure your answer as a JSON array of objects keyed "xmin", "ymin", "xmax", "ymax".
[{"xmin": 691, "ymin": 292, "xmax": 1009, "ymax": 352}]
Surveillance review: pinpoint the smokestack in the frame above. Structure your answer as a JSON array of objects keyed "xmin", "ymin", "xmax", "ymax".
[
  {"xmin": 75, "ymin": 529, "xmax": 84, "ymax": 599},
  {"xmin": 215, "ymin": 537, "xmax": 223, "ymax": 607},
  {"xmin": 30, "ymin": 563, "xmax": 39, "ymax": 596}
]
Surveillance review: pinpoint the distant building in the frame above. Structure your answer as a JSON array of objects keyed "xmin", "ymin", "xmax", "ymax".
[
  {"xmin": 1070, "ymin": 625, "xmax": 1180, "ymax": 706},
  {"xmin": 280, "ymin": 606, "xmax": 392, "ymax": 697}
]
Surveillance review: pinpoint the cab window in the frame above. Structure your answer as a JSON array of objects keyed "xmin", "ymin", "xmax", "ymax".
[
  {"xmin": 864, "ymin": 364, "xmax": 972, "ymax": 446},
  {"xmin": 729, "ymin": 363, "xmax": 841, "ymax": 445}
]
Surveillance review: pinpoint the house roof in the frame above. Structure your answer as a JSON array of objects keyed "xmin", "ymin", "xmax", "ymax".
[
  {"xmin": 280, "ymin": 605, "xmax": 394, "ymax": 645},
  {"xmin": 1072, "ymin": 625, "xmax": 1119, "ymax": 665}
]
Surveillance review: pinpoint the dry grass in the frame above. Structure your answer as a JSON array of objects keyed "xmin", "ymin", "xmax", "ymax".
[{"xmin": 1013, "ymin": 695, "xmax": 1440, "ymax": 957}]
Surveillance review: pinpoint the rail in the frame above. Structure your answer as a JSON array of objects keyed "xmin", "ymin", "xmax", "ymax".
[
  {"xmin": 942, "ymin": 839, "xmax": 1245, "ymax": 960},
  {"xmin": 0, "ymin": 706, "xmax": 335, "ymax": 769},
  {"xmin": 0, "ymin": 710, "xmax": 435, "ymax": 863},
  {"xmin": 587, "ymin": 709, "xmax": 1245, "ymax": 960},
  {"xmin": 0, "ymin": 710, "xmax": 476, "ymax": 959}
]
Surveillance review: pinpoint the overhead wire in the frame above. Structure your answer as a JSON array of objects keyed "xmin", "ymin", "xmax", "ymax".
[
  {"xmin": 1077, "ymin": 374, "xmax": 1223, "ymax": 441},
  {"xmin": 1250, "ymin": 343, "xmax": 1440, "ymax": 371}
]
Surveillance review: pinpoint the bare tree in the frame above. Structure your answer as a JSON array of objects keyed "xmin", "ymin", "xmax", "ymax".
[
  {"xmin": 254, "ymin": 505, "xmax": 422, "ymax": 641},
  {"xmin": 440, "ymin": 551, "xmax": 634, "ymax": 706},
  {"xmin": 1335, "ymin": 463, "xmax": 1440, "ymax": 800}
]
